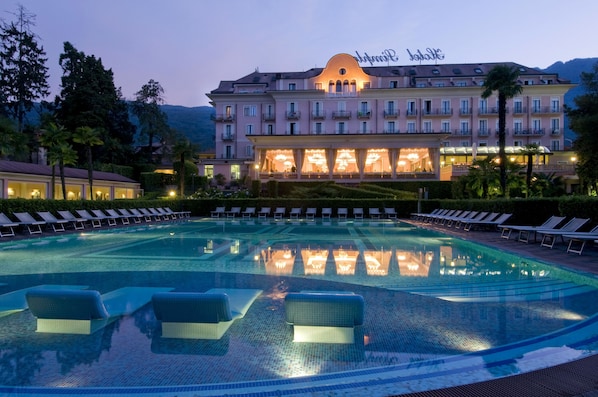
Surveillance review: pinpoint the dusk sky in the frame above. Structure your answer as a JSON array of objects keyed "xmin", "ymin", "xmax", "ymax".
[{"xmin": 6, "ymin": 0, "xmax": 598, "ymax": 107}]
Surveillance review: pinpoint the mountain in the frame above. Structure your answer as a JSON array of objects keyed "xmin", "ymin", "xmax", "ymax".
[{"xmin": 160, "ymin": 105, "xmax": 215, "ymax": 151}]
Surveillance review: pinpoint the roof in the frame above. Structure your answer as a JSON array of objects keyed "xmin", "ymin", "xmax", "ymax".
[
  {"xmin": 0, "ymin": 160, "xmax": 137, "ymax": 183},
  {"xmin": 210, "ymin": 58, "xmax": 570, "ymax": 93}
]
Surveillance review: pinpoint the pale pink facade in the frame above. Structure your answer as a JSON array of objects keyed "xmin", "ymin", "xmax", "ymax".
[{"xmin": 205, "ymin": 53, "xmax": 573, "ymax": 184}]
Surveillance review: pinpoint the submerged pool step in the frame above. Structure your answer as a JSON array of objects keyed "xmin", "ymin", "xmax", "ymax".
[{"xmin": 388, "ymin": 278, "xmax": 596, "ymax": 302}]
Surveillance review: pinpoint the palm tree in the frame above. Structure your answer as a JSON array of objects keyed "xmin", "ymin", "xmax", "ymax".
[
  {"xmin": 39, "ymin": 122, "xmax": 70, "ymax": 199},
  {"xmin": 172, "ymin": 137, "xmax": 199, "ymax": 196},
  {"xmin": 481, "ymin": 65, "xmax": 522, "ymax": 196},
  {"xmin": 48, "ymin": 143, "xmax": 78, "ymax": 199},
  {"xmin": 467, "ymin": 156, "xmax": 500, "ymax": 199},
  {"xmin": 73, "ymin": 126, "xmax": 104, "ymax": 200},
  {"xmin": 520, "ymin": 143, "xmax": 542, "ymax": 197}
]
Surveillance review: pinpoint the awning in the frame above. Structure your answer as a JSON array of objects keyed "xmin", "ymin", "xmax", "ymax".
[{"xmin": 440, "ymin": 146, "xmax": 551, "ymax": 155}]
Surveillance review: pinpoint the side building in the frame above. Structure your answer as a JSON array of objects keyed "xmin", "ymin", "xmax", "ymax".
[{"xmin": 205, "ymin": 53, "xmax": 574, "ymax": 185}]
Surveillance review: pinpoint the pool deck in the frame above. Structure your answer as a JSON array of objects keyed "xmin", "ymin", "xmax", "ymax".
[{"xmin": 400, "ymin": 218, "xmax": 598, "ymax": 397}]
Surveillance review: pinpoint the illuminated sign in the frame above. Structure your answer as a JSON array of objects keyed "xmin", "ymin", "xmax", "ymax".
[{"xmin": 354, "ymin": 48, "xmax": 445, "ymax": 66}]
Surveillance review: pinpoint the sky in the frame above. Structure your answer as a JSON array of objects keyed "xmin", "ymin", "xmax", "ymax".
[{"xmin": 4, "ymin": 0, "xmax": 598, "ymax": 107}]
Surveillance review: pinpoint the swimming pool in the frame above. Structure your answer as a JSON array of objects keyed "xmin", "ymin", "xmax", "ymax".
[{"xmin": 2, "ymin": 218, "xmax": 598, "ymax": 396}]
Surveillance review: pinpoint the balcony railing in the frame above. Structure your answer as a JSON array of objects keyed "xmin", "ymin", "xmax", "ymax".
[
  {"xmin": 532, "ymin": 106, "xmax": 562, "ymax": 114},
  {"xmin": 551, "ymin": 129, "xmax": 561, "ymax": 135},
  {"xmin": 262, "ymin": 113, "xmax": 275, "ymax": 121},
  {"xmin": 383, "ymin": 110, "xmax": 399, "ymax": 118},
  {"xmin": 512, "ymin": 106, "xmax": 526, "ymax": 114},
  {"xmin": 332, "ymin": 110, "xmax": 351, "ymax": 119},
  {"xmin": 286, "ymin": 111, "xmax": 301, "ymax": 120},
  {"xmin": 459, "ymin": 108, "xmax": 472, "ymax": 116},
  {"xmin": 221, "ymin": 133, "xmax": 235, "ymax": 141},
  {"xmin": 357, "ymin": 111, "xmax": 371, "ymax": 119},
  {"xmin": 478, "ymin": 107, "xmax": 499, "ymax": 115},
  {"xmin": 478, "ymin": 129, "xmax": 492, "ymax": 137},
  {"xmin": 312, "ymin": 111, "xmax": 325, "ymax": 120},
  {"xmin": 513, "ymin": 128, "xmax": 545, "ymax": 136},
  {"xmin": 453, "ymin": 129, "xmax": 472, "ymax": 136},
  {"xmin": 405, "ymin": 110, "xmax": 417, "ymax": 117},
  {"xmin": 212, "ymin": 114, "xmax": 235, "ymax": 122},
  {"xmin": 356, "ymin": 129, "xmax": 373, "ymax": 134},
  {"xmin": 423, "ymin": 108, "xmax": 453, "ymax": 116}
]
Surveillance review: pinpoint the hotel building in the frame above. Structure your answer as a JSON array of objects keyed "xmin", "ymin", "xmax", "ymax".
[{"xmin": 205, "ymin": 53, "xmax": 574, "ymax": 184}]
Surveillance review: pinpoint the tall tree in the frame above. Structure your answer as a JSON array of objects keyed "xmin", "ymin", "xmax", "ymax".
[
  {"xmin": 520, "ymin": 143, "xmax": 542, "ymax": 197},
  {"xmin": 481, "ymin": 65, "xmax": 522, "ymax": 196},
  {"xmin": 55, "ymin": 42, "xmax": 134, "ymax": 165},
  {"xmin": 0, "ymin": 116, "xmax": 28, "ymax": 159},
  {"xmin": 38, "ymin": 122, "xmax": 72, "ymax": 199},
  {"xmin": 172, "ymin": 136, "xmax": 198, "ymax": 196},
  {"xmin": 0, "ymin": 5, "xmax": 50, "ymax": 134},
  {"xmin": 131, "ymin": 79, "xmax": 168, "ymax": 163},
  {"xmin": 566, "ymin": 61, "xmax": 598, "ymax": 195},
  {"xmin": 73, "ymin": 126, "xmax": 103, "ymax": 200}
]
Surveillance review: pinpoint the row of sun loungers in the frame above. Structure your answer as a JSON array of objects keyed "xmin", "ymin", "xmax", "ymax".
[
  {"xmin": 210, "ymin": 206, "xmax": 398, "ymax": 220},
  {"xmin": 0, "ymin": 207, "xmax": 190, "ymax": 236},
  {"xmin": 3, "ymin": 284, "xmax": 363, "ymax": 344},
  {"xmin": 412, "ymin": 209, "xmax": 513, "ymax": 232}
]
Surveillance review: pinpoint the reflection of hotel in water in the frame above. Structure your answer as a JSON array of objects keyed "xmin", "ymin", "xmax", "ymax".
[
  {"xmin": 261, "ymin": 245, "xmax": 434, "ymax": 277},
  {"xmin": 205, "ymin": 53, "xmax": 572, "ymax": 184}
]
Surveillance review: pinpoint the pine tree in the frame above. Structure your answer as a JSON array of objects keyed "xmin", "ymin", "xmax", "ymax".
[{"xmin": 0, "ymin": 5, "xmax": 50, "ymax": 133}]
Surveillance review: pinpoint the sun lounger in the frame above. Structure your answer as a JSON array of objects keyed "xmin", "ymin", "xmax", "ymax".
[
  {"xmin": 453, "ymin": 211, "xmax": 488, "ymax": 229},
  {"xmin": 443, "ymin": 210, "xmax": 474, "ymax": 227},
  {"xmin": 118, "ymin": 208, "xmax": 142, "ymax": 223},
  {"xmin": 152, "ymin": 288, "xmax": 262, "ymax": 339},
  {"xmin": 13, "ymin": 212, "xmax": 45, "ymax": 234},
  {"xmin": 91, "ymin": 209, "xmax": 117, "ymax": 226},
  {"xmin": 75, "ymin": 209, "xmax": 103, "ymax": 228},
  {"xmin": 156, "ymin": 207, "xmax": 177, "ymax": 220},
  {"xmin": 137, "ymin": 208, "xmax": 161, "ymax": 221},
  {"xmin": 163, "ymin": 206, "xmax": 190, "ymax": 219},
  {"xmin": 36, "ymin": 211, "xmax": 69, "ymax": 232},
  {"xmin": 499, "ymin": 215, "xmax": 567, "ymax": 242},
  {"xmin": 463, "ymin": 213, "xmax": 512, "ymax": 232},
  {"xmin": 226, "ymin": 207, "xmax": 241, "ymax": 219},
  {"xmin": 337, "ymin": 208, "xmax": 348, "ymax": 219},
  {"xmin": 274, "ymin": 207, "xmax": 286, "ymax": 220},
  {"xmin": 148, "ymin": 208, "xmax": 168, "ymax": 221},
  {"xmin": 242, "ymin": 207, "xmax": 256, "ymax": 219},
  {"xmin": 384, "ymin": 207, "xmax": 397, "ymax": 219},
  {"xmin": 130, "ymin": 208, "xmax": 152, "ymax": 222},
  {"xmin": 57, "ymin": 210, "xmax": 86, "ymax": 230},
  {"xmin": 284, "ymin": 291, "xmax": 365, "ymax": 344},
  {"xmin": 0, "ymin": 212, "xmax": 19, "ymax": 237},
  {"xmin": 537, "ymin": 217, "xmax": 590, "ymax": 249},
  {"xmin": 26, "ymin": 286, "xmax": 173, "ymax": 335},
  {"xmin": 290, "ymin": 208, "xmax": 302, "ymax": 219},
  {"xmin": 305, "ymin": 208, "xmax": 317, "ymax": 220},
  {"xmin": 564, "ymin": 225, "xmax": 598, "ymax": 255},
  {"xmin": 0, "ymin": 284, "xmax": 88, "ymax": 318},
  {"xmin": 353, "ymin": 208, "xmax": 364, "ymax": 219},
  {"xmin": 258, "ymin": 207, "xmax": 271, "ymax": 219},
  {"xmin": 321, "ymin": 208, "xmax": 332, "ymax": 219},
  {"xmin": 106, "ymin": 208, "xmax": 130, "ymax": 224},
  {"xmin": 368, "ymin": 208, "xmax": 381, "ymax": 219},
  {"xmin": 211, "ymin": 206, "xmax": 226, "ymax": 218}
]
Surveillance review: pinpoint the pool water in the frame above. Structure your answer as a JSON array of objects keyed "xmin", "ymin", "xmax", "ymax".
[{"xmin": 1, "ymin": 219, "xmax": 598, "ymax": 395}]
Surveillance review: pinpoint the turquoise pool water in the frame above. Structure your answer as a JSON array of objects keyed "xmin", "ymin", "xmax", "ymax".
[{"xmin": 1, "ymin": 219, "xmax": 598, "ymax": 396}]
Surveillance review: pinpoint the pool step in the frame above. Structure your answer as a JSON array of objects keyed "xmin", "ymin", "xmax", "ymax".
[{"xmin": 388, "ymin": 278, "xmax": 596, "ymax": 302}]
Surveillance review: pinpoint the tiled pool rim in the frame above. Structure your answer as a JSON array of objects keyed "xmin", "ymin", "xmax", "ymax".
[{"xmin": 2, "ymin": 218, "xmax": 598, "ymax": 397}]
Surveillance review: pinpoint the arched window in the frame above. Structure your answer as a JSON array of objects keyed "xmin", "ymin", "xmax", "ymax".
[
  {"xmin": 328, "ymin": 80, "xmax": 334, "ymax": 93},
  {"xmin": 336, "ymin": 80, "xmax": 342, "ymax": 93}
]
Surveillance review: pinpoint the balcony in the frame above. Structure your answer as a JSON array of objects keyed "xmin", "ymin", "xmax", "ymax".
[
  {"xmin": 405, "ymin": 110, "xmax": 417, "ymax": 117},
  {"xmin": 383, "ymin": 129, "xmax": 400, "ymax": 134},
  {"xmin": 459, "ymin": 108, "xmax": 472, "ymax": 116},
  {"xmin": 423, "ymin": 108, "xmax": 453, "ymax": 117},
  {"xmin": 532, "ymin": 106, "xmax": 562, "ymax": 114},
  {"xmin": 286, "ymin": 111, "xmax": 301, "ymax": 120},
  {"xmin": 221, "ymin": 133, "xmax": 235, "ymax": 141},
  {"xmin": 478, "ymin": 129, "xmax": 492, "ymax": 137},
  {"xmin": 356, "ymin": 129, "xmax": 373, "ymax": 134},
  {"xmin": 262, "ymin": 113, "xmax": 275, "ymax": 122},
  {"xmin": 453, "ymin": 129, "xmax": 472, "ymax": 136},
  {"xmin": 312, "ymin": 111, "xmax": 326, "ymax": 120},
  {"xmin": 332, "ymin": 110, "xmax": 351, "ymax": 119},
  {"xmin": 512, "ymin": 106, "xmax": 526, "ymax": 115},
  {"xmin": 357, "ymin": 111, "xmax": 371, "ymax": 119},
  {"xmin": 513, "ymin": 129, "xmax": 545, "ymax": 136},
  {"xmin": 478, "ymin": 107, "xmax": 499, "ymax": 115},
  {"xmin": 551, "ymin": 129, "xmax": 561, "ymax": 136},
  {"xmin": 383, "ymin": 110, "xmax": 399, "ymax": 118},
  {"xmin": 212, "ymin": 114, "xmax": 235, "ymax": 122}
]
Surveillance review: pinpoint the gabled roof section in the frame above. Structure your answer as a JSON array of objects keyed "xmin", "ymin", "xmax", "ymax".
[{"xmin": 0, "ymin": 160, "xmax": 137, "ymax": 183}]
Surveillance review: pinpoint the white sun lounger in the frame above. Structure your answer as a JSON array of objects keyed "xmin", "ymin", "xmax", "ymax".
[
  {"xmin": 152, "ymin": 288, "xmax": 262, "ymax": 340},
  {"xmin": 0, "ymin": 284, "xmax": 88, "ymax": 318},
  {"xmin": 27, "ymin": 286, "xmax": 174, "ymax": 334}
]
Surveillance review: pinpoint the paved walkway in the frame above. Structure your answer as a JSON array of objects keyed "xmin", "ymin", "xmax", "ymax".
[{"xmin": 399, "ymin": 219, "xmax": 598, "ymax": 397}]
